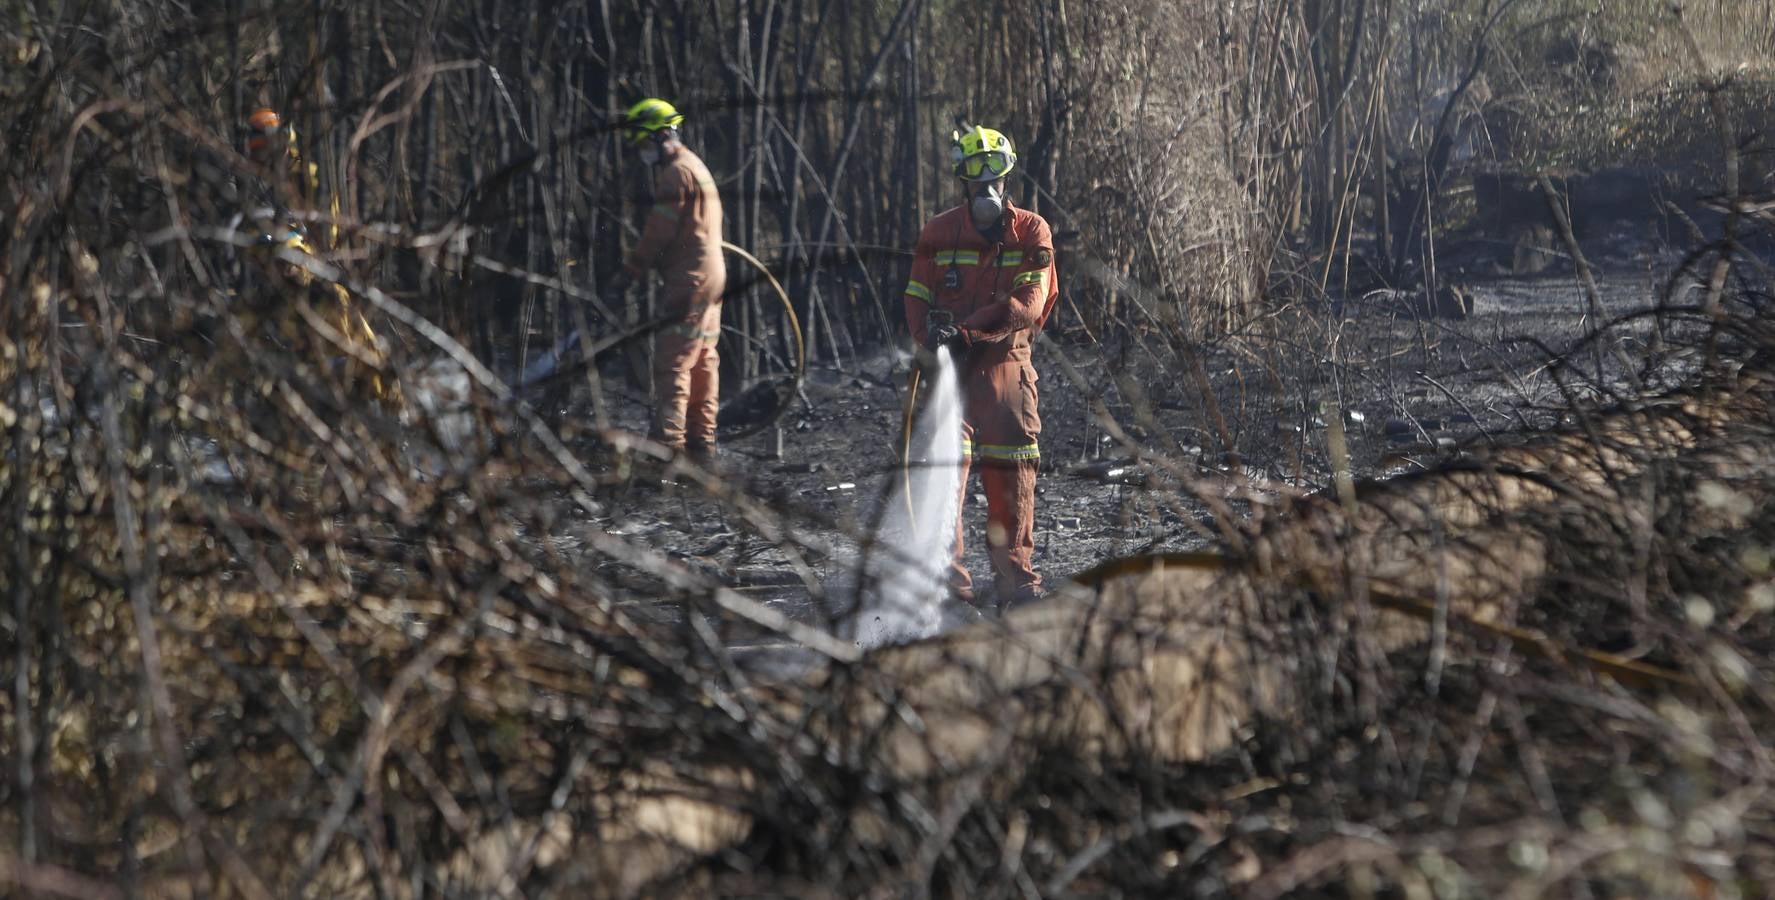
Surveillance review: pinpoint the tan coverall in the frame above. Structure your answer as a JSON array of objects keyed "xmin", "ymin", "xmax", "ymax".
[
  {"xmin": 903, "ymin": 199, "xmax": 1059, "ymax": 601},
  {"xmin": 626, "ymin": 145, "xmax": 726, "ymax": 452}
]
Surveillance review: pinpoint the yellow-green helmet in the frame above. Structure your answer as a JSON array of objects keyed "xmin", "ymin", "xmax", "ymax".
[
  {"xmin": 950, "ymin": 125, "xmax": 1017, "ymax": 181},
  {"xmin": 623, "ymin": 98, "xmax": 684, "ymax": 144}
]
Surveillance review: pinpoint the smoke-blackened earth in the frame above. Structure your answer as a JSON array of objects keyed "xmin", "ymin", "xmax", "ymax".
[{"xmin": 543, "ymin": 264, "xmax": 1702, "ymax": 656}]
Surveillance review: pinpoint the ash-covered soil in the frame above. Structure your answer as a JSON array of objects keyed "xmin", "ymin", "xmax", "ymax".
[{"xmin": 549, "ymin": 264, "xmax": 1705, "ymax": 650}]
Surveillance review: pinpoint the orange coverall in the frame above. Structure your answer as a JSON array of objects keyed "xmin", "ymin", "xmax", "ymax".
[
  {"xmin": 626, "ymin": 146, "xmax": 726, "ymax": 452},
  {"xmin": 903, "ymin": 199, "xmax": 1059, "ymax": 601}
]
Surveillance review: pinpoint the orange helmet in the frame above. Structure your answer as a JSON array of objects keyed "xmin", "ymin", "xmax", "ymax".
[
  {"xmin": 246, "ymin": 107, "xmax": 283, "ymax": 155},
  {"xmin": 247, "ymin": 107, "xmax": 282, "ymax": 131}
]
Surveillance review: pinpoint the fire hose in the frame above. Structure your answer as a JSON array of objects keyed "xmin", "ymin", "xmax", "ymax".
[
  {"xmin": 718, "ymin": 240, "xmax": 806, "ymax": 440},
  {"xmin": 515, "ymin": 241, "xmax": 805, "ymax": 441}
]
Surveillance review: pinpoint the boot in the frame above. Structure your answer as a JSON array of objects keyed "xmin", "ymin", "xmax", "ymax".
[
  {"xmin": 686, "ymin": 443, "xmax": 726, "ymax": 475},
  {"xmin": 995, "ymin": 585, "xmax": 1042, "ymax": 617}
]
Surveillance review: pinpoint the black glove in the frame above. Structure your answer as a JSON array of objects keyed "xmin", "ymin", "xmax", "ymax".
[{"xmin": 925, "ymin": 323, "xmax": 968, "ymax": 353}]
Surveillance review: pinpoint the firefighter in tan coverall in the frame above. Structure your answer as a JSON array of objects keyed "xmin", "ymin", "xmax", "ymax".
[
  {"xmin": 903, "ymin": 126, "xmax": 1058, "ymax": 606},
  {"xmin": 621, "ymin": 98, "xmax": 727, "ymax": 462}
]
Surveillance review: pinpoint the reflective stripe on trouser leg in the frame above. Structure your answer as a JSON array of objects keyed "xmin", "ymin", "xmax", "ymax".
[{"xmin": 966, "ymin": 440, "xmax": 1041, "ymax": 461}]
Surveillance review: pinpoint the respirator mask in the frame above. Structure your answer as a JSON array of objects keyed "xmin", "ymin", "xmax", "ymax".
[{"xmin": 969, "ymin": 181, "xmax": 1005, "ymax": 230}]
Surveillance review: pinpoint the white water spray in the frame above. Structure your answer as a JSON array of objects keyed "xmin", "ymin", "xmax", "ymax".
[{"xmin": 854, "ymin": 348, "xmax": 965, "ymax": 648}]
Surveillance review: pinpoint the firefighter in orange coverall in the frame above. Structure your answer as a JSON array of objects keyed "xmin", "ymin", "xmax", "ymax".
[
  {"xmin": 622, "ymin": 98, "xmax": 727, "ymax": 462},
  {"xmin": 903, "ymin": 126, "xmax": 1058, "ymax": 606},
  {"xmin": 242, "ymin": 106, "xmax": 388, "ymax": 397}
]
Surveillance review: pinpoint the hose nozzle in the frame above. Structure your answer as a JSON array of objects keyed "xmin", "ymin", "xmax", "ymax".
[{"xmin": 916, "ymin": 309, "xmax": 956, "ymax": 369}]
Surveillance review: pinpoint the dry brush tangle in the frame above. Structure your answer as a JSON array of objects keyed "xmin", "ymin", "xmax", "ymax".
[{"xmin": 5, "ymin": 241, "xmax": 1774, "ymax": 897}]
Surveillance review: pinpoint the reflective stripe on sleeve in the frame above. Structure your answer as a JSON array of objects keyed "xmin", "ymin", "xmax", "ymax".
[
  {"xmin": 904, "ymin": 280, "xmax": 934, "ymax": 303},
  {"xmin": 1011, "ymin": 270, "xmax": 1046, "ymax": 288},
  {"xmin": 651, "ymin": 204, "xmax": 682, "ymax": 222}
]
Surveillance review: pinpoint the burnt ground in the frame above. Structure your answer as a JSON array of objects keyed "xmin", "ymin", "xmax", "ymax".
[{"xmin": 546, "ymin": 262, "xmax": 1713, "ymax": 655}]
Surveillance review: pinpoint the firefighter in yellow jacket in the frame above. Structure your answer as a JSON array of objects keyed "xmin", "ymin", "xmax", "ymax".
[
  {"xmin": 622, "ymin": 98, "xmax": 727, "ymax": 463},
  {"xmin": 903, "ymin": 126, "xmax": 1058, "ymax": 607}
]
